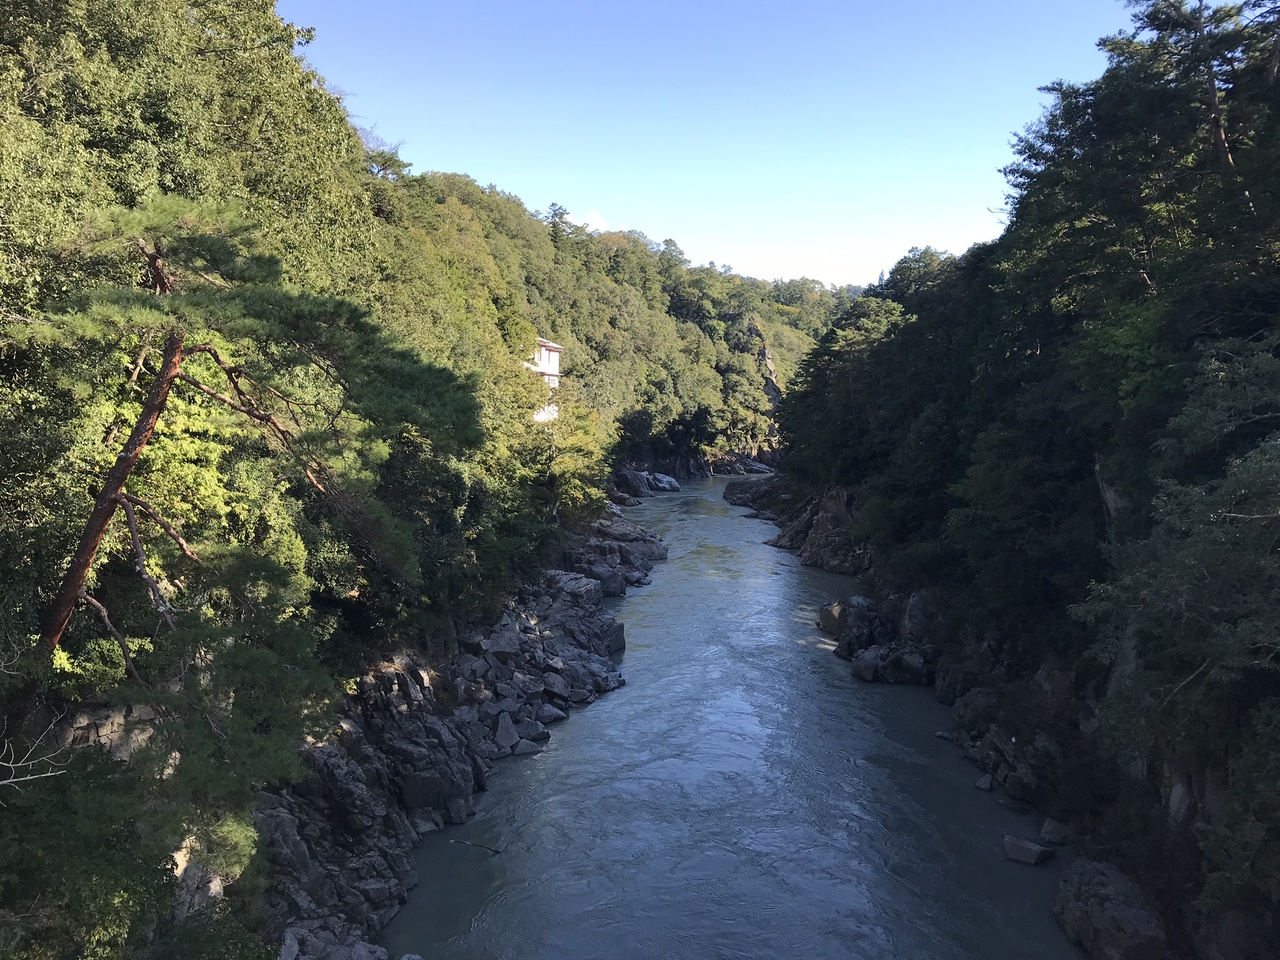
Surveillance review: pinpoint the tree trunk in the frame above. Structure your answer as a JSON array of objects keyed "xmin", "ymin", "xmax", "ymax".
[
  {"xmin": 1190, "ymin": 1, "xmax": 1256, "ymax": 213},
  {"xmin": 5, "ymin": 330, "xmax": 186, "ymax": 732}
]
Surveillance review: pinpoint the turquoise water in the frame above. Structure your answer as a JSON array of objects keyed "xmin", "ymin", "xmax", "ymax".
[{"xmin": 381, "ymin": 479, "xmax": 1083, "ymax": 960}]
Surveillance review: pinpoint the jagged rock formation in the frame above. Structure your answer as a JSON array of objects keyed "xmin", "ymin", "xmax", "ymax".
[
  {"xmin": 561, "ymin": 509, "xmax": 669, "ymax": 596},
  {"xmin": 260, "ymin": 561, "xmax": 651, "ymax": 960},
  {"xmin": 724, "ymin": 476, "xmax": 866, "ymax": 574},
  {"xmin": 1055, "ymin": 860, "xmax": 1171, "ymax": 960}
]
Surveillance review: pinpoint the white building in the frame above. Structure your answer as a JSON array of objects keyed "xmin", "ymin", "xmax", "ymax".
[{"xmin": 526, "ymin": 337, "xmax": 563, "ymax": 422}]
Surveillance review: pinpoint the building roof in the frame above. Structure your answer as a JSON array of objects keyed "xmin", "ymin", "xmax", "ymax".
[{"xmin": 535, "ymin": 337, "xmax": 564, "ymax": 352}]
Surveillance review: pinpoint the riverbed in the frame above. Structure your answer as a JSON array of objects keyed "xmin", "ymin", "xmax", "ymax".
[{"xmin": 381, "ymin": 479, "xmax": 1083, "ymax": 959}]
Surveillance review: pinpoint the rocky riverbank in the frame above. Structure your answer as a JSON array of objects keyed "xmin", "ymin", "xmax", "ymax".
[
  {"xmin": 723, "ymin": 474, "xmax": 1187, "ymax": 960},
  {"xmin": 260, "ymin": 513, "xmax": 667, "ymax": 960}
]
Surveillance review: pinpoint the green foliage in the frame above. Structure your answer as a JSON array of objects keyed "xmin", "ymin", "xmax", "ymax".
[{"xmin": 778, "ymin": 0, "xmax": 1280, "ymax": 932}]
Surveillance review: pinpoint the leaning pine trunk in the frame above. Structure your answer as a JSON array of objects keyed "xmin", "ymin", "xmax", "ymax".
[{"xmin": 5, "ymin": 330, "xmax": 185, "ymax": 731}]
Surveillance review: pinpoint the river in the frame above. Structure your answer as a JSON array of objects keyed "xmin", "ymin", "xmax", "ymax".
[{"xmin": 381, "ymin": 479, "xmax": 1084, "ymax": 960}]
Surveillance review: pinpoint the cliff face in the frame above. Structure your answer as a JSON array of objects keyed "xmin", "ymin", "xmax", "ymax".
[{"xmin": 723, "ymin": 475, "xmax": 1274, "ymax": 960}]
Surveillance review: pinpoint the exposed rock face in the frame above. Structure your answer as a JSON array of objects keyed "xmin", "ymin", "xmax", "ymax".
[
  {"xmin": 1055, "ymin": 860, "xmax": 1171, "ymax": 960},
  {"xmin": 795, "ymin": 488, "xmax": 866, "ymax": 574},
  {"xmin": 260, "ymin": 566, "xmax": 641, "ymax": 960},
  {"xmin": 725, "ymin": 477, "xmax": 865, "ymax": 574},
  {"xmin": 59, "ymin": 701, "xmax": 158, "ymax": 760},
  {"xmin": 562, "ymin": 511, "xmax": 669, "ymax": 597},
  {"xmin": 832, "ymin": 590, "xmax": 940, "ymax": 687},
  {"xmin": 613, "ymin": 468, "xmax": 652, "ymax": 499},
  {"xmin": 707, "ymin": 452, "xmax": 773, "ymax": 475}
]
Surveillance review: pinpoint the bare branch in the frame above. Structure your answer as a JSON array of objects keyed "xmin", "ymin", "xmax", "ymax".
[
  {"xmin": 78, "ymin": 592, "xmax": 145, "ymax": 685},
  {"xmin": 1159, "ymin": 656, "xmax": 1215, "ymax": 710},
  {"xmin": 1, "ymin": 719, "xmax": 69, "ymax": 799},
  {"xmin": 176, "ymin": 371, "xmax": 295, "ymax": 443},
  {"xmin": 117, "ymin": 493, "xmax": 201, "ymax": 563},
  {"xmin": 117, "ymin": 496, "xmax": 175, "ymax": 628}
]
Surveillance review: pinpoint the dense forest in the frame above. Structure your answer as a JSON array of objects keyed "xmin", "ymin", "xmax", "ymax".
[
  {"xmin": 781, "ymin": 0, "xmax": 1280, "ymax": 952},
  {"xmin": 0, "ymin": 3, "xmax": 848, "ymax": 957}
]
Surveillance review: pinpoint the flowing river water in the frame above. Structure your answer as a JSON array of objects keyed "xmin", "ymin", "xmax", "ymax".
[{"xmin": 381, "ymin": 479, "xmax": 1085, "ymax": 960}]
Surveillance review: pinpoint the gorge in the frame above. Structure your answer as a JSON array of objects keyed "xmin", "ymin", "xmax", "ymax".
[{"xmin": 376, "ymin": 481, "xmax": 1083, "ymax": 960}]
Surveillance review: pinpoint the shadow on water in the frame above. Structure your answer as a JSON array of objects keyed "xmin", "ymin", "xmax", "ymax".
[{"xmin": 381, "ymin": 478, "xmax": 1084, "ymax": 960}]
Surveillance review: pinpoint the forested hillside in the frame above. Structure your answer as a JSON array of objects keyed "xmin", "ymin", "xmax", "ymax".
[
  {"xmin": 781, "ymin": 1, "xmax": 1280, "ymax": 952},
  {"xmin": 0, "ymin": 3, "xmax": 846, "ymax": 957}
]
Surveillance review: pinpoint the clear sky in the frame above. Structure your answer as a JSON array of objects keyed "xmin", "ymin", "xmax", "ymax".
[{"xmin": 274, "ymin": 0, "xmax": 1136, "ymax": 288}]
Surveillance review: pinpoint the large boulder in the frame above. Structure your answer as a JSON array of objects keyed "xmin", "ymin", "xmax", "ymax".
[
  {"xmin": 481, "ymin": 624, "xmax": 523, "ymax": 661},
  {"xmin": 1054, "ymin": 860, "xmax": 1170, "ymax": 960},
  {"xmin": 613, "ymin": 468, "xmax": 651, "ymax": 498},
  {"xmin": 818, "ymin": 600, "xmax": 847, "ymax": 635},
  {"xmin": 833, "ymin": 596, "xmax": 878, "ymax": 658},
  {"xmin": 849, "ymin": 643, "xmax": 934, "ymax": 686},
  {"xmin": 1003, "ymin": 835, "xmax": 1055, "ymax": 865},
  {"xmin": 796, "ymin": 510, "xmax": 866, "ymax": 574},
  {"xmin": 646, "ymin": 472, "xmax": 681, "ymax": 492}
]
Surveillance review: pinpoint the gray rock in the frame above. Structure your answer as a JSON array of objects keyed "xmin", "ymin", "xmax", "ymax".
[
  {"xmin": 1055, "ymin": 859, "xmax": 1168, "ymax": 960},
  {"xmin": 602, "ymin": 620, "xmax": 625, "ymax": 653},
  {"xmin": 536, "ymin": 704, "xmax": 568, "ymax": 725},
  {"xmin": 446, "ymin": 798, "xmax": 470, "ymax": 825},
  {"xmin": 818, "ymin": 600, "xmax": 846, "ymax": 635},
  {"xmin": 515, "ymin": 718, "xmax": 549, "ymax": 741},
  {"xmin": 395, "ymin": 671, "xmax": 424, "ymax": 702},
  {"xmin": 541, "ymin": 671, "xmax": 571, "ymax": 700},
  {"xmin": 975, "ymin": 774, "xmax": 994, "ymax": 791},
  {"xmin": 592, "ymin": 566, "xmax": 627, "ymax": 596},
  {"xmin": 510, "ymin": 671, "xmax": 546, "ymax": 701},
  {"xmin": 851, "ymin": 645, "xmax": 884, "ymax": 682},
  {"xmin": 494, "ymin": 713, "xmax": 520, "ymax": 752},
  {"xmin": 512, "ymin": 739, "xmax": 543, "ymax": 755},
  {"xmin": 481, "ymin": 626, "xmax": 522, "ymax": 660},
  {"xmin": 646, "ymin": 472, "xmax": 681, "ymax": 492},
  {"xmin": 613, "ymin": 468, "xmax": 651, "ymax": 498},
  {"xmin": 401, "ymin": 773, "xmax": 448, "ymax": 810},
  {"xmin": 1003, "ymin": 835, "xmax": 1056, "ymax": 865},
  {"xmin": 1040, "ymin": 818, "xmax": 1071, "ymax": 845}
]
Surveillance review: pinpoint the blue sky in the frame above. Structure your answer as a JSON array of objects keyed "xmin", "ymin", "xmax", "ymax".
[{"xmin": 275, "ymin": 0, "xmax": 1136, "ymax": 287}]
